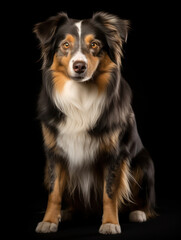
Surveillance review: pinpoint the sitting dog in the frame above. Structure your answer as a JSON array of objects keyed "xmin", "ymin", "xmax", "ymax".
[{"xmin": 34, "ymin": 12, "xmax": 156, "ymax": 234}]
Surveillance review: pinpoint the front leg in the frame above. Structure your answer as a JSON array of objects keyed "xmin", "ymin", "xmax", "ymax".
[
  {"xmin": 99, "ymin": 155, "xmax": 131, "ymax": 235},
  {"xmin": 99, "ymin": 178, "xmax": 121, "ymax": 234},
  {"xmin": 36, "ymin": 163, "xmax": 66, "ymax": 233}
]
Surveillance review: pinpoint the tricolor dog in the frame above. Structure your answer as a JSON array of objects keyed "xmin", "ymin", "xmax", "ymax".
[{"xmin": 34, "ymin": 12, "xmax": 156, "ymax": 234}]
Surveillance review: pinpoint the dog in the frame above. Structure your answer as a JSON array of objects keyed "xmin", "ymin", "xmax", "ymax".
[{"xmin": 34, "ymin": 12, "xmax": 156, "ymax": 234}]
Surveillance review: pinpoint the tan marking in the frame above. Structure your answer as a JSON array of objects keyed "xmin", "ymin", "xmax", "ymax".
[
  {"xmin": 100, "ymin": 130, "xmax": 120, "ymax": 153},
  {"xmin": 95, "ymin": 53, "xmax": 116, "ymax": 92},
  {"xmin": 86, "ymin": 53, "xmax": 99, "ymax": 81},
  {"xmin": 131, "ymin": 167, "xmax": 143, "ymax": 195},
  {"xmin": 101, "ymin": 160, "xmax": 131, "ymax": 225},
  {"xmin": 51, "ymin": 54, "xmax": 70, "ymax": 93},
  {"xmin": 42, "ymin": 123, "xmax": 56, "ymax": 149},
  {"xmin": 102, "ymin": 159, "xmax": 132, "ymax": 212},
  {"xmin": 84, "ymin": 34, "xmax": 95, "ymax": 45},
  {"xmin": 65, "ymin": 34, "xmax": 75, "ymax": 44},
  {"xmin": 84, "ymin": 35, "xmax": 116, "ymax": 91},
  {"xmin": 43, "ymin": 165, "xmax": 67, "ymax": 224},
  {"xmin": 118, "ymin": 160, "xmax": 132, "ymax": 204},
  {"xmin": 50, "ymin": 34, "xmax": 76, "ymax": 93},
  {"xmin": 102, "ymin": 178, "xmax": 119, "ymax": 225},
  {"xmin": 60, "ymin": 54, "xmax": 72, "ymax": 71}
]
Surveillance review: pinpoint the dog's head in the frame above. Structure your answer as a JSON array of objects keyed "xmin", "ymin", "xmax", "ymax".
[{"xmin": 34, "ymin": 12, "xmax": 129, "ymax": 85}]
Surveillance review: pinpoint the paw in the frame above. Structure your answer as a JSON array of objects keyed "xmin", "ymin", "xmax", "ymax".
[
  {"xmin": 129, "ymin": 210, "xmax": 147, "ymax": 222},
  {"xmin": 99, "ymin": 223, "xmax": 121, "ymax": 234},
  {"xmin": 35, "ymin": 221, "xmax": 58, "ymax": 233}
]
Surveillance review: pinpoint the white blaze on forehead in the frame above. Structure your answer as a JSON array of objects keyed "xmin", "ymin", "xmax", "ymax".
[
  {"xmin": 68, "ymin": 21, "xmax": 88, "ymax": 79},
  {"xmin": 75, "ymin": 21, "xmax": 82, "ymax": 39},
  {"xmin": 71, "ymin": 21, "xmax": 87, "ymax": 63}
]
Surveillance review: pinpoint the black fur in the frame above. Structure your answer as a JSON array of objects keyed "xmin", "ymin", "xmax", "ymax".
[{"xmin": 34, "ymin": 12, "xmax": 156, "ymax": 234}]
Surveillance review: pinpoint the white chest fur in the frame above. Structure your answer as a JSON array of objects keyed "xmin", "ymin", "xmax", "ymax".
[{"xmin": 53, "ymin": 80, "xmax": 105, "ymax": 169}]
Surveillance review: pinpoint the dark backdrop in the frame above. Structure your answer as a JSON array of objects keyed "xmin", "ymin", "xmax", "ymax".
[{"xmin": 7, "ymin": 1, "xmax": 180, "ymax": 239}]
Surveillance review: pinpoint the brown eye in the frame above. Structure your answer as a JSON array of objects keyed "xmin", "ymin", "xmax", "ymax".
[
  {"xmin": 91, "ymin": 41, "xmax": 98, "ymax": 49},
  {"xmin": 63, "ymin": 42, "xmax": 70, "ymax": 49}
]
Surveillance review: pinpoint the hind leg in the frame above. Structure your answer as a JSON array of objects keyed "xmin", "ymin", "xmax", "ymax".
[
  {"xmin": 128, "ymin": 149, "xmax": 156, "ymax": 222},
  {"xmin": 129, "ymin": 210, "xmax": 147, "ymax": 222}
]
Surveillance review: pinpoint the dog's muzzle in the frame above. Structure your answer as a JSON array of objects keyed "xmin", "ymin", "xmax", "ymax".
[{"xmin": 73, "ymin": 61, "xmax": 87, "ymax": 74}]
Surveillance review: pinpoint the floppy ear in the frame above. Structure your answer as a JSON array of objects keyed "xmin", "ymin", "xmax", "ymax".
[
  {"xmin": 93, "ymin": 12, "xmax": 130, "ymax": 42},
  {"xmin": 118, "ymin": 19, "xmax": 130, "ymax": 43},
  {"xmin": 93, "ymin": 12, "xmax": 130, "ymax": 65},
  {"xmin": 33, "ymin": 12, "xmax": 68, "ymax": 45}
]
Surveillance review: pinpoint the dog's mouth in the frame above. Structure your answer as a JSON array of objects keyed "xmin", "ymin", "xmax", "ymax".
[
  {"xmin": 71, "ymin": 76, "xmax": 92, "ymax": 83},
  {"xmin": 70, "ymin": 71, "xmax": 93, "ymax": 82},
  {"xmin": 68, "ymin": 58, "xmax": 99, "ymax": 83}
]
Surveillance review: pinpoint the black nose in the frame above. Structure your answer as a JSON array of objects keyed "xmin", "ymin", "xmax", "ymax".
[{"xmin": 73, "ymin": 61, "xmax": 87, "ymax": 74}]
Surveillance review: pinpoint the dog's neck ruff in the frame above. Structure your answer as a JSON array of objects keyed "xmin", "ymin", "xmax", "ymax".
[{"xmin": 53, "ymin": 80, "xmax": 106, "ymax": 165}]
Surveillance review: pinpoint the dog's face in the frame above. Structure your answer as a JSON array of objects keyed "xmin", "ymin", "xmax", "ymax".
[
  {"xmin": 53, "ymin": 21, "xmax": 104, "ymax": 82},
  {"xmin": 34, "ymin": 12, "xmax": 129, "ymax": 84}
]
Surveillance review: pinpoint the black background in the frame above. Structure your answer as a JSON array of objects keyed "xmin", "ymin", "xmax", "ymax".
[{"xmin": 6, "ymin": 1, "xmax": 180, "ymax": 239}]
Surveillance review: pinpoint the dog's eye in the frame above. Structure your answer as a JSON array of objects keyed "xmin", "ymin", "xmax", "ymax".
[
  {"xmin": 63, "ymin": 42, "xmax": 70, "ymax": 49},
  {"xmin": 90, "ymin": 41, "xmax": 98, "ymax": 49}
]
